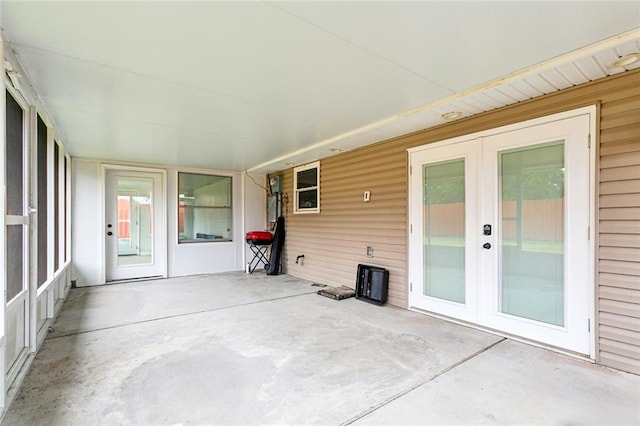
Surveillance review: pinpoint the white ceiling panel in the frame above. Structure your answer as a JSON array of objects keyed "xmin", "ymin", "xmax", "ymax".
[
  {"xmin": 439, "ymin": 101, "xmax": 478, "ymax": 118},
  {"xmin": 522, "ymin": 74, "xmax": 559, "ymax": 95},
  {"xmin": 574, "ymin": 56, "xmax": 610, "ymax": 81},
  {"xmin": 398, "ymin": 109, "xmax": 444, "ymax": 134},
  {"xmin": 2, "ymin": 2, "xmax": 639, "ymax": 173},
  {"xmin": 459, "ymin": 95, "xmax": 496, "ymax": 113},
  {"xmin": 538, "ymin": 69, "xmax": 573, "ymax": 91},
  {"xmin": 506, "ymin": 79, "xmax": 546, "ymax": 100},
  {"xmin": 483, "ymin": 88, "xmax": 521, "ymax": 107},
  {"xmin": 4, "ymin": 2, "xmax": 449, "ymax": 110},
  {"xmin": 271, "ymin": 1, "xmax": 640, "ymax": 91},
  {"xmin": 553, "ymin": 63, "xmax": 591, "ymax": 87}
]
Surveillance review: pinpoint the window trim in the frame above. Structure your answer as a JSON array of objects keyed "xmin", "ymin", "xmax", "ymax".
[{"xmin": 293, "ymin": 161, "xmax": 320, "ymax": 214}]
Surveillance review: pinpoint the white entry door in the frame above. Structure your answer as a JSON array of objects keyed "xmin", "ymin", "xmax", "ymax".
[
  {"xmin": 409, "ymin": 112, "xmax": 592, "ymax": 354},
  {"xmin": 105, "ymin": 169, "xmax": 165, "ymax": 282}
]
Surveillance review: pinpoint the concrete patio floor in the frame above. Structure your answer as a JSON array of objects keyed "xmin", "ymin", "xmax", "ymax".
[{"xmin": 2, "ymin": 272, "xmax": 639, "ymax": 425}]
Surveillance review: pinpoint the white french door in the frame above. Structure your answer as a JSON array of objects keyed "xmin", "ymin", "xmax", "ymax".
[
  {"xmin": 409, "ymin": 139, "xmax": 481, "ymax": 323},
  {"xmin": 105, "ymin": 169, "xmax": 165, "ymax": 282},
  {"xmin": 409, "ymin": 111, "xmax": 593, "ymax": 354}
]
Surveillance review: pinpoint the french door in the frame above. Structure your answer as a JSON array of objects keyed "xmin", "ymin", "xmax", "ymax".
[
  {"xmin": 409, "ymin": 112, "xmax": 593, "ymax": 354},
  {"xmin": 105, "ymin": 169, "xmax": 165, "ymax": 282}
]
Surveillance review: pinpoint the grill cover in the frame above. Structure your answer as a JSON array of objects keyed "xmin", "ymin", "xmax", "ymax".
[{"xmin": 245, "ymin": 231, "xmax": 273, "ymax": 245}]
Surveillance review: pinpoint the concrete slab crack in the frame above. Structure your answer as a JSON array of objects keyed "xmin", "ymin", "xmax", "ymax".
[
  {"xmin": 340, "ymin": 337, "xmax": 508, "ymax": 426},
  {"xmin": 46, "ymin": 290, "xmax": 319, "ymax": 340}
]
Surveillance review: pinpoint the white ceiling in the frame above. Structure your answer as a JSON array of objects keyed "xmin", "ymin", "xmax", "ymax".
[{"xmin": 2, "ymin": 2, "xmax": 639, "ymax": 173}]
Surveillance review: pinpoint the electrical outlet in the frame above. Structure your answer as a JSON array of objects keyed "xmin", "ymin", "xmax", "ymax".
[{"xmin": 366, "ymin": 245, "xmax": 373, "ymax": 257}]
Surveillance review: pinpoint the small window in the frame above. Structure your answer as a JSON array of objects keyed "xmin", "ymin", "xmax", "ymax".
[
  {"xmin": 178, "ymin": 173, "xmax": 232, "ymax": 243},
  {"xmin": 294, "ymin": 161, "xmax": 320, "ymax": 214}
]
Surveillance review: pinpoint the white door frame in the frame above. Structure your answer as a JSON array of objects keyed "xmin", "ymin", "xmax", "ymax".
[
  {"xmin": 4, "ymin": 84, "xmax": 31, "ymax": 387},
  {"xmin": 408, "ymin": 106, "xmax": 596, "ymax": 357},
  {"xmin": 102, "ymin": 165, "xmax": 167, "ymax": 283}
]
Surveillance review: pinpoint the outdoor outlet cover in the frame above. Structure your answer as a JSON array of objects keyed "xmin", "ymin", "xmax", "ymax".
[
  {"xmin": 366, "ymin": 246, "xmax": 373, "ymax": 257},
  {"xmin": 364, "ymin": 191, "xmax": 371, "ymax": 202}
]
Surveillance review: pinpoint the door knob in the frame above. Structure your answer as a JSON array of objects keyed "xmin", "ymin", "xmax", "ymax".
[{"xmin": 483, "ymin": 243, "xmax": 491, "ymax": 249}]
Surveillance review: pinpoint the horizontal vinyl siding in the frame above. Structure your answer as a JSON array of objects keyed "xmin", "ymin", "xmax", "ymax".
[
  {"xmin": 598, "ymin": 74, "xmax": 640, "ymax": 375},
  {"xmin": 276, "ymin": 69, "xmax": 640, "ymax": 374},
  {"xmin": 281, "ymin": 150, "xmax": 409, "ymax": 307}
]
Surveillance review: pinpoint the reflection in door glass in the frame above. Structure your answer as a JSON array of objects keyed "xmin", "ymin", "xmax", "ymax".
[
  {"xmin": 423, "ymin": 159, "xmax": 465, "ymax": 303},
  {"xmin": 117, "ymin": 177, "xmax": 153, "ymax": 266},
  {"xmin": 500, "ymin": 142, "xmax": 564, "ymax": 326}
]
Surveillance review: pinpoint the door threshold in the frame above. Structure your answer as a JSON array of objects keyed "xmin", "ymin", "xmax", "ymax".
[
  {"xmin": 408, "ymin": 306, "xmax": 595, "ymax": 363},
  {"xmin": 106, "ymin": 275, "xmax": 164, "ymax": 285}
]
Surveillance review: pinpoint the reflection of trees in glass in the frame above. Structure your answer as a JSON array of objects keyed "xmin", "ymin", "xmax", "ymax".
[
  {"xmin": 501, "ymin": 143, "xmax": 564, "ymax": 201},
  {"xmin": 501, "ymin": 142, "xmax": 565, "ymax": 254},
  {"xmin": 502, "ymin": 167, "xmax": 564, "ymax": 201},
  {"xmin": 425, "ymin": 177, "xmax": 465, "ymax": 203},
  {"xmin": 424, "ymin": 159, "xmax": 465, "ymax": 204}
]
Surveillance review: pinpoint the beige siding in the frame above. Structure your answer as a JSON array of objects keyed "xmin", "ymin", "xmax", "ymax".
[
  {"xmin": 598, "ymin": 73, "xmax": 640, "ymax": 375},
  {"xmin": 275, "ymin": 69, "xmax": 640, "ymax": 374},
  {"xmin": 281, "ymin": 150, "xmax": 409, "ymax": 306}
]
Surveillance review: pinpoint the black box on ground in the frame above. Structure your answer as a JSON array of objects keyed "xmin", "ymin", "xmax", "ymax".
[{"xmin": 355, "ymin": 264, "xmax": 389, "ymax": 305}]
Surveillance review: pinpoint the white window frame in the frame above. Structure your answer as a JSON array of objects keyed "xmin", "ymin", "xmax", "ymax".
[
  {"xmin": 177, "ymin": 172, "xmax": 233, "ymax": 243},
  {"xmin": 293, "ymin": 161, "xmax": 320, "ymax": 214}
]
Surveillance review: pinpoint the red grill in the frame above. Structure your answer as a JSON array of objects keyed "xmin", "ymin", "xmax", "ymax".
[
  {"xmin": 245, "ymin": 231, "xmax": 273, "ymax": 274},
  {"xmin": 245, "ymin": 231, "xmax": 273, "ymax": 246}
]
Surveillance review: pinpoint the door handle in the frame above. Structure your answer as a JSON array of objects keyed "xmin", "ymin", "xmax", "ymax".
[{"xmin": 483, "ymin": 243, "xmax": 491, "ymax": 249}]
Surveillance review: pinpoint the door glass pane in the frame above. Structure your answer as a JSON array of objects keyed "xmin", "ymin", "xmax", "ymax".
[
  {"xmin": 500, "ymin": 142, "xmax": 564, "ymax": 326},
  {"xmin": 7, "ymin": 225, "xmax": 24, "ymax": 302},
  {"xmin": 117, "ymin": 177, "xmax": 153, "ymax": 266},
  {"xmin": 423, "ymin": 159, "xmax": 465, "ymax": 303}
]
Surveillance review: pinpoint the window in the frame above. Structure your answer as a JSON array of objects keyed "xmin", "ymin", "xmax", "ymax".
[
  {"xmin": 293, "ymin": 161, "xmax": 320, "ymax": 214},
  {"xmin": 178, "ymin": 173, "xmax": 232, "ymax": 243}
]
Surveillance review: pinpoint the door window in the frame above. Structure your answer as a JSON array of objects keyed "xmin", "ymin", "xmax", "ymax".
[
  {"xmin": 423, "ymin": 159, "xmax": 466, "ymax": 304},
  {"xmin": 499, "ymin": 142, "xmax": 565, "ymax": 326},
  {"xmin": 116, "ymin": 177, "xmax": 153, "ymax": 265}
]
